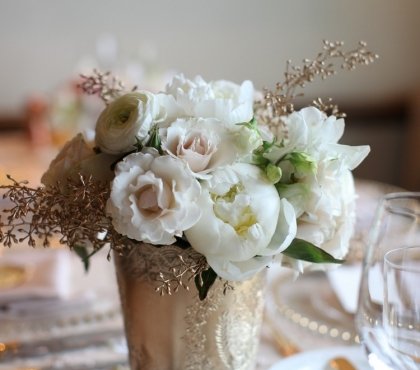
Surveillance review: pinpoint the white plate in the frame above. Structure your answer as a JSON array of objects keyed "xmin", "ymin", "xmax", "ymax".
[
  {"xmin": 268, "ymin": 346, "xmax": 370, "ymax": 370},
  {"xmin": 268, "ymin": 270, "xmax": 358, "ymax": 344}
]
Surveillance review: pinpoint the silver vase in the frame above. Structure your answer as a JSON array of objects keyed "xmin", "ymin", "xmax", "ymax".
[{"xmin": 114, "ymin": 244, "xmax": 266, "ymax": 370}]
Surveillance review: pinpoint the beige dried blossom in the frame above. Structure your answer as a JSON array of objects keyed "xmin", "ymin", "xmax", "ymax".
[
  {"xmin": 255, "ymin": 40, "xmax": 378, "ymax": 131},
  {"xmin": 79, "ymin": 69, "xmax": 137, "ymax": 104}
]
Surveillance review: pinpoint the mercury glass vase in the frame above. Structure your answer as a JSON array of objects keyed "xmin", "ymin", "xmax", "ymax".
[{"xmin": 114, "ymin": 244, "xmax": 266, "ymax": 370}]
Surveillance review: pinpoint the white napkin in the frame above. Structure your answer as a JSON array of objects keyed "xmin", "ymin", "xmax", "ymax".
[
  {"xmin": 326, "ymin": 264, "xmax": 362, "ymax": 314},
  {"xmin": 0, "ymin": 248, "xmax": 72, "ymax": 305}
]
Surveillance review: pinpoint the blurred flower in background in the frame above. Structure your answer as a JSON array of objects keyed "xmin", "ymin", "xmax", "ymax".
[{"xmin": 30, "ymin": 34, "xmax": 176, "ymax": 148}]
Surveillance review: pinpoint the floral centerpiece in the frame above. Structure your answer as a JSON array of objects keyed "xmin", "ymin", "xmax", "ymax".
[{"xmin": 0, "ymin": 41, "xmax": 377, "ymax": 370}]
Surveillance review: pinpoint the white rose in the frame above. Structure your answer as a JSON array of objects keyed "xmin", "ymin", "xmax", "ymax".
[
  {"xmin": 160, "ymin": 117, "xmax": 238, "ymax": 177},
  {"xmin": 164, "ymin": 74, "xmax": 254, "ymax": 125},
  {"xmin": 95, "ymin": 91, "xmax": 158, "ymax": 154},
  {"xmin": 41, "ymin": 133, "xmax": 95, "ymax": 187},
  {"xmin": 106, "ymin": 151, "xmax": 201, "ymax": 245},
  {"xmin": 185, "ymin": 163, "xmax": 296, "ymax": 281},
  {"xmin": 266, "ymin": 107, "xmax": 370, "ymax": 268}
]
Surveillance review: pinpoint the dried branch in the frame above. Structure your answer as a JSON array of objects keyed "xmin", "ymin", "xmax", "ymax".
[
  {"xmin": 78, "ymin": 69, "xmax": 133, "ymax": 104},
  {"xmin": 311, "ymin": 97, "xmax": 346, "ymax": 118},
  {"xmin": 255, "ymin": 40, "xmax": 378, "ymax": 129},
  {"xmin": 1, "ymin": 175, "xmax": 118, "ymax": 252},
  {"xmin": 155, "ymin": 254, "xmax": 208, "ymax": 296},
  {"xmin": 0, "ymin": 175, "xmax": 204, "ymax": 293}
]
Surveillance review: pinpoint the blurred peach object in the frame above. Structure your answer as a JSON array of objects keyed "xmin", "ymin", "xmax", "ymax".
[
  {"xmin": 25, "ymin": 94, "xmax": 52, "ymax": 146},
  {"xmin": 48, "ymin": 80, "xmax": 84, "ymax": 147},
  {"xmin": 0, "ymin": 264, "xmax": 29, "ymax": 290}
]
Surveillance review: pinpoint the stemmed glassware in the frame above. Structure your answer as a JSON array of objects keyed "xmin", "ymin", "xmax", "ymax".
[{"xmin": 356, "ymin": 192, "xmax": 420, "ymax": 369}]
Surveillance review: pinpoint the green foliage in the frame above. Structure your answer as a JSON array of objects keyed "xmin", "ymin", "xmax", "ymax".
[
  {"xmin": 282, "ymin": 238, "xmax": 344, "ymax": 264},
  {"xmin": 145, "ymin": 125, "xmax": 162, "ymax": 153},
  {"xmin": 73, "ymin": 245, "xmax": 91, "ymax": 272},
  {"xmin": 194, "ymin": 267, "xmax": 218, "ymax": 301},
  {"xmin": 282, "ymin": 152, "xmax": 317, "ymax": 175}
]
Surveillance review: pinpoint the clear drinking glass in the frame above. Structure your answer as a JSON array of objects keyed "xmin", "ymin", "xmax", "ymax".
[
  {"xmin": 356, "ymin": 192, "xmax": 420, "ymax": 370},
  {"xmin": 383, "ymin": 246, "xmax": 420, "ymax": 367}
]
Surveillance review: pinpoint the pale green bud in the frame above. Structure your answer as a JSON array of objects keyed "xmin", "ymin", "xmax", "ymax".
[{"xmin": 265, "ymin": 163, "xmax": 282, "ymax": 184}]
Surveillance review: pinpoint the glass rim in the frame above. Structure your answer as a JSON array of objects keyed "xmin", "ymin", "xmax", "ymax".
[
  {"xmin": 382, "ymin": 191, "xmax": 420, "ymax": 201},
  {"xmin": 380, "ymin": 192, "xmax": 420, "ymax": 217},
  {"xmin": 384, "ymin": 246, "xmax": 420, "ymax": 273}
]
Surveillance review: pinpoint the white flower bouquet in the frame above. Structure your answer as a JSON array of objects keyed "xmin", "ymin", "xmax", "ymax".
[{"xmin": 0, "ymin": 41, "xmax": 376, "ymax": 300}]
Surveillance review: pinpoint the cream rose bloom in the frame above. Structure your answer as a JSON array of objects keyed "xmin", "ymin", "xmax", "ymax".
[
  {"xmin": 95, "ymin": 91, "xmax": 158, "ymax": 154},
  {"xmin": 41, "ymin": 133, "xmax": 120, "ymax": 190},
  {"xmin": 41, "ymin": 133, "xmax": 94, "ymax": 187},
  {"xmin": 163, "ymin": 74, "xmax": 254, "ymax": 126},
  {"xmin": 265, "ymin": 107, "xmax": 370, "ymax": 270},
  {"xmin": 160, "ymin": 117, "xmax": 240, "ymax": 177},
  {"xmin": 106, "ymin": 150, "xmax": 201, "ymax": 245},
  {"xmin": 185, "ymin": 163, "xmax": 296, "ymax": 281}
]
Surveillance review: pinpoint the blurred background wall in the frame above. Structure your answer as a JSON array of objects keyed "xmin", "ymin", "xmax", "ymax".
[{"xmin": 0, "ymin": 0, "xmax": 419, "ymax": 188}]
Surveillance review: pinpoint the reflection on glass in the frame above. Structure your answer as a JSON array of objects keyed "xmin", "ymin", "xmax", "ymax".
[{"xmin": 356, "ymin": 192, "xmax": 420, "ymax": 370}]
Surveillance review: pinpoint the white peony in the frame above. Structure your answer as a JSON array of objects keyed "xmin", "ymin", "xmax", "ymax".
[
  {"xmin": 160, "ymin": 117, "xmax": 246, "ymax": 177},
  {"xmin": 164, "ymin": 74, "xmax": 254, "ymax": 126},
  {"xmin": 106, "ymin": 150, "xmax": 201, "ymax": 245},
  {"xmin": 95, "ymin": 91, "xmax": 158, "ymax": 154},
  {"xmin": 265, "ymin": 107, "xmax": 370, "ymax": 269},
  {"xmin": 185, "ymin": 163, "xmax": 296, "ymax": 281}
]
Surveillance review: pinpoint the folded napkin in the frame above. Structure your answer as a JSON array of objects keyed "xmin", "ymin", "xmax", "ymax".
[
  {"xmin": 326, "ymin": 264, "xmax": 362, "ymax": 314},
  {"xmin": 0, "ymin": 248, "xmax": 72, "ymax": 306},
  {"xmin": 327, "ymin": 263, "xmax": 384, "ymax": 314}
]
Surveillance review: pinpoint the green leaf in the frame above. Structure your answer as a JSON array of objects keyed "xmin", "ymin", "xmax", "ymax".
[
  {"xmin": 236, "ymin": 117, "xmax": 257, "ymax": 129},
  {"xmin": 252, "ymin": 152, "xmax": 269, "ymax": 166},
  {"xmin": 145, "ymin": 125, "xmax": 162, "ymax": 153},
  {"xmin": 73, "ymin": 245, "xmax": 105, "ymax": 272},
  {"xmin": 194, "ymin": 267, "xmax": 218, "ymax": 301},
  {"xmin": 283, "ymin": 152, "xmax": 317, "ymax": 175},
  {"xmin": 282, "ymin": 238, "xmax": 344, "ymax": 264},
  {"xmin": 173, "ymin": 236, "xmax": 191, "ymax": 249},
  {"xmin": 134, "ymin": 136, "xmax": 143, "ymax": 151},
  {"xmin": 262, "ymin": 139, "xmax": 277, "ymax": 151},
  {"xmin": 73, "ymin": 245, "xmax": 90, "ymax": 272}
]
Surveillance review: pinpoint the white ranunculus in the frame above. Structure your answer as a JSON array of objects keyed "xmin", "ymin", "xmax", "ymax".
[
  {"xmin": 164, "ymin": 74, "xmax": 254, "ymax": 125},
  {"xmin": 95, "ymin": 91, "xmax": 158, "ymax": 154},
  {"xmin": 160, "ymin": 117, "xmax": 241, "ymax": 177},
  {"xmin": 41, "ymin": 133, "xmax": 95, "ymax": 187},
  {"xmin": 266, "ymin": 107, "xmax": 370, "ymax": 268},
  {"xmin": 106, "ymin": 150, "xmax": 201, "ymax": 245},
  {"xmin": 185, "ymin": 163, "xmax": 296, "ymax": 281}
]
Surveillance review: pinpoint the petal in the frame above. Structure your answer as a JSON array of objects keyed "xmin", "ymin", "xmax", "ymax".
[
  {"xmin": 207, "ymin": 255, "xmax": 271, "ymax": 281},
  {"xmin": 261, "ymin": 199, "xmax": 297, "ymax": 256}
]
